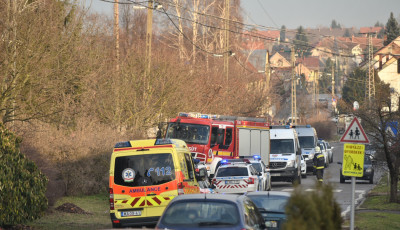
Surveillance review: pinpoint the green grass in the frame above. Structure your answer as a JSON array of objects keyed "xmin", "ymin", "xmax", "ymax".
[
  {"xmin": 344, "ymin": 172, "xmax": 400, "ymax": 230},
  {"xmin": 353, "ymin": 212, "xmax": 400, "ymax": 230},
  {"xmin": 28, "ymin": 193, "xmax": 111, "ymax": 230}
]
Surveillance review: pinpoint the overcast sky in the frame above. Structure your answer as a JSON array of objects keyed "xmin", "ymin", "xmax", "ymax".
[{"xmin": 82, "ymin": 0, "xmax": 400, "ymax": 29}]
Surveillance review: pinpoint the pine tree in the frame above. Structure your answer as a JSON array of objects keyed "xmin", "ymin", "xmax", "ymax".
[
  {"xmin": 385, "ymin": 12, "xmax": 400, "ymax": 45},
  {"xmin": 280, "ymin": 25, "xmax": 286, "ymax": 42}
]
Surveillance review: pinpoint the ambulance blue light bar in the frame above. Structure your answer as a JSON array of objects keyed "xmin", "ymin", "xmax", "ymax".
[
  {"xmin": 114, "ymin": 141, "xmax": 132, "ymax": 148},
  {"xmin": 221, "ymin": 160, "xmax": 228, "ymax": 164},
  {"xmin": 155, "ymin": 139, "xmax": 175, "ymax": 145},
  {"xmin": 253, "ymin": 155, "xmax": 261, "ymax": 160}
]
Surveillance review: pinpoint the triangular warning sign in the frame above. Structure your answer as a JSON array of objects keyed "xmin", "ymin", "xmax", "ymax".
[{"xmin": 340, "ymin": 117, "xmax": 369, "ymax": 143}]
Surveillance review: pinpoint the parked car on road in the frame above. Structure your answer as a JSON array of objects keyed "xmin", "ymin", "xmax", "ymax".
[
  {"xmin": 317, "ymin": 140, "xmax": 329, "ymax": 167},
  {"xmin": 339, "ymin": 155, "xmax": 374, "ymax": 184},
  {"xmin": 300, "ymin": 155, "xmax": 307, "ymax": 178},
  {"xmin": 212, "ymin": 160, "xmax": 261, "ymax": 194},
  {"xmin": 365, "ymin": 144, "xmax": 376, "ymax": 160},
  {"xmin": 156, "ymin": 193, "xmax": 266, "ymax": 230},
  {"xmin": 241, "ymin": 156, "xmax": 271, "ymax": 191},
  {"xmin": 325, "ymin": 141, "xmax": 334, "ymax": 163},
  {"xmin": 246, "ymin": 191, "xmax": 291, "ymax": 230}
]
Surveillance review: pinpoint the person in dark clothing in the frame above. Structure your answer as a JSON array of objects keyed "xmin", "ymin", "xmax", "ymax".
[{"xmin": 313, "ymin": 146, "xmax": 325, "ymax": 183}]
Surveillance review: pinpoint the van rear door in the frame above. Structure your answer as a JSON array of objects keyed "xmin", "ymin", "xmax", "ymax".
[{"xmin": 113, "ymin": 152, "xmax": 177, "ymax": 219}]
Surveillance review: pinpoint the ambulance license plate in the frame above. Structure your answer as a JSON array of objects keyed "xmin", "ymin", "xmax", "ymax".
[
  {"xmin": 225, "ymin": 180, "xmax": 239, "ymax": 184},
  {"xmin": 121, "ymin": 211, "xmax": 142, "ymax": 217}
]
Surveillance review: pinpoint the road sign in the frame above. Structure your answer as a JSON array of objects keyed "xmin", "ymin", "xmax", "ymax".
[
  {"xmin": 342, "ymin": 143, "xmax": 365, "ymax": 177},
  {"xmin": 340, "ymin": 117, "xmax": 369, "ymax": 143}
]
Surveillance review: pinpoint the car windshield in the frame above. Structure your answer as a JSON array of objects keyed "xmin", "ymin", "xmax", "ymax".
[
  {"xmin": 270, "ymin": 139, "xmax": 294, "ymax": 154},
  {"xmin": 317, "ymin": 142, "xmax": 325, "ymax": 150},
  {"xmin": 166, "ymin": 123, "xmax": 210, "ymax": 145},
  {"xmin": 251, "ymin": 163, "xmax": 262, "ymax": 172},
  {"xmin": 247, "ymin": 195, "xmax": 288, "ymax": 213},
  {"xmin": 114, "ymin": 153, "xmax": 175, "ymax": 187},
  {"xmin": 161, "ymin": 201, "xmax": 239, "ymax": 226},
  {"xmin": 364, "ymin": 156, "xmax": 372, "ymax": 165},
  {"xmin": 216, "ymin": 167, "xmax": 248, "ymax": 177},
  {"xmin": 298, "ymin": 136, "xmax": 315, "ymax": 148},
  {"xmin": 365, "ymin": 145, "xmax": 374, "ymax": 150}
]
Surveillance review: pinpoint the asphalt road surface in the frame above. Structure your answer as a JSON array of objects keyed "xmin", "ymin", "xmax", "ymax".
[{"xmin": 271, "ymin": 142, "xmax": 385, "ymax": 219}]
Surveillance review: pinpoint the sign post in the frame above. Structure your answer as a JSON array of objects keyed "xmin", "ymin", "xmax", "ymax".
[{"xmin": 340, "ymin": 117, "xmax": 369, "ymax": 230}]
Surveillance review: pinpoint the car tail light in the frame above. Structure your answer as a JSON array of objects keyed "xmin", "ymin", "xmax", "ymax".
[
  {"xmin": 247, "ymin": 177, "xmax": 255, "ymax": 184},
  {"xmin": 109, "ymin": 188, "xmax": 114, "ymax": 210},
  {"xmin": 178, "ymin": 182, "xmax": 185, "ymax": 195},
  {"xmin": 212, "ymin": 178, "xmax": 216, "ymax": 184},
  {"xmin": 195, "ymin": 168, "xmax": 200, "ymax": 172}
]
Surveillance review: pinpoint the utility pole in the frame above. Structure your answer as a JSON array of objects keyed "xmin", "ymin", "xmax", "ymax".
[
  {"xmin": 368, "ymin": 33, "xmax": 375, "ymax": 104},
  {"xmin": 224, "ymin": 0, "xmax": 230, "ymax": 82},
  {"xmin": 332, "ymin": 58, "xmax": 335, "ymax": 104},
  {"xmin": 145, "ymin": 0, "xmax": 154, "ymax": 90},
  {"xmin": 264, "ymin": 51, "xmax": 270, "ymax": 88},
  {"xmin": 113, "ymin": 0, "xmax": 120, "ymax": 74},
  {"xmin": 291, "ymin": 46, "xmax": 297, "ymax": 124}
]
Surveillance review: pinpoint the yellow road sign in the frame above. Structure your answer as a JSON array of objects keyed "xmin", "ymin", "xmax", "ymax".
[{"xmin": 342, "ymin": 143, "xmax": 365, "ymax": 177}]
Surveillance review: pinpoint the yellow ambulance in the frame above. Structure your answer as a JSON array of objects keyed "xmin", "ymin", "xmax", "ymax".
[{"xmin": 109, "ymin": 139, "xmax": 203, "ymax": 228}]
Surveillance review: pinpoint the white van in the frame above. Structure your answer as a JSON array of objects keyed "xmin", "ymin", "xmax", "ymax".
[
  {"xmin": 269, "ymin": 126, "xmax": 302, "ymax": 185},
  {"xmin": 294, "ymin": 125, "xmax": 318, "ymax": 173}
]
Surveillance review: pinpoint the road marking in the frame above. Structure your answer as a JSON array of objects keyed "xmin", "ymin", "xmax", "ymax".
[
  {"xmin": 341, "ymin": 190, "xmax": 366, "ymax": 218},
  {"xmin": 281, "ymin": 189, "xmax": 294, "ymax": 192},
  {"xmin": 355, "ymin": 190, "xmax": 364, "ymax": 193}
]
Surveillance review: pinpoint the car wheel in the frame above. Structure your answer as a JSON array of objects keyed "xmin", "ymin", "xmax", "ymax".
[
  {"xmin": 340, "ymin": 174, "xmax": 345, "ymax": 183},
  {"xmin": 369, "ymin": 175, "xmax": 374, "ymax": 184},
  {"xmin": 112, "ymin": 223, "xmax": 122, "ymax": 228},
  {"xmin": 302, "ymin": 173, "xmax": 307, "ymax": 178}
]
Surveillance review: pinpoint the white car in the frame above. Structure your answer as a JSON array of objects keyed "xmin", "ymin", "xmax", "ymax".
[
  {"xmin": 212, "ymin": 161, "xmax": 261, "ymax": 194},
  {"xmin": 317, "ymin": 140, "xmax": 329, "ymax": 167},
  {"xmin": 300, "ymin": 155, "xmax": 307, "ymax": 178},
  {"xmin": 247, "ymin": 156, "xmax": 271, "ymax": 191},
  {"xmin": 325, "ymin": 141, "xmax": 334, "ymax": 163}
]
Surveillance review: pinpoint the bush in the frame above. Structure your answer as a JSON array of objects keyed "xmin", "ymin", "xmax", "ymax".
[
  {"xmin": 283, "ymin": 183, "xmax": 342, "ymax": 230},
  {"xmin": 0, "ymin": 123, "xmax": 48, "ymax": 227},
  {"xmin": 311, "ymin": 121, "xmax": 336, "ymax": 140}
]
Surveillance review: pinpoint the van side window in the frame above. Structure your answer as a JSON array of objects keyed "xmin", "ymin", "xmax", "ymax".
[{"xmin": 184, "ymin": 153, "xmax": 194, "ymax": 180}]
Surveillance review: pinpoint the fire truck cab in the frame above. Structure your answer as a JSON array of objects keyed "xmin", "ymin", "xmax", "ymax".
[{"xmin": 164, "ymin": 112, "xmax": 271, "ymax": 178}]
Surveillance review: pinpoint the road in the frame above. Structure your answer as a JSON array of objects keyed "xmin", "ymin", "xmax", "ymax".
[{"xmin": 271, "ymin": 142, "xmax": 385, "ymax": 219}]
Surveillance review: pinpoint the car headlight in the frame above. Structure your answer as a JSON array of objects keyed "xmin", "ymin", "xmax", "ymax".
[
  {"xmin": 265, "ymin": 220, "xmax": 278, "ymax": 228},
  {"xmin": 309, "ymin": 153, "xmax": 314, "ymax": 159},
  {"xmin": 287, "ymin": 160, "xmax": 294, "ymax": 167},
  {"xmin": 366, "ymin": 168, "xmax": 372, "ymax": 173}
]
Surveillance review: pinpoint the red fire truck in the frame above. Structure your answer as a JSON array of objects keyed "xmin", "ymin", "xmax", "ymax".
[{"xmin": 164, "ymin": 112, "xmax": 271, "ymax": 177}]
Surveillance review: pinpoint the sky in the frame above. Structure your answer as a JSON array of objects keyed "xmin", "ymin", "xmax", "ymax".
[{"xmin": 82, "ymin": 0, "xmax": 400, "ymax": 29}]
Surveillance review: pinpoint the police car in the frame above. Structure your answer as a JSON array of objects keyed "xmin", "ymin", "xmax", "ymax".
[
  {"xmin": 241, "ymin": 156, "xmax": 271, "ymax": 191},
  {"xmin": 212, "ymin": 159, "xmax": 261, "ymax": 194}
]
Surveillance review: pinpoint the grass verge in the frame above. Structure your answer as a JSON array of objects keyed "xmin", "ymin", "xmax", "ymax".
[
  {"xmin": 343, "ymin": 172, "xmax": 400, "ymax": 230},
  {"xmin": 28, "ymin": 193, "xmax": 111, "ymax": 230}
]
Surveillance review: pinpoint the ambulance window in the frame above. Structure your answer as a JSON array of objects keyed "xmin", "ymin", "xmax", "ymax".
[
  {"xmin": 184, "ymin": 153, "xmax": 194, "ymax": 180},
  {"xmin": 114, "ymin": 153, "xmax": 175, "ymax": 187}
]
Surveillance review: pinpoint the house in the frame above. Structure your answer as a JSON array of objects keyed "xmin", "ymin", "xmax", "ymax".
[
  {"xmin": 359, "ymin": 27, "xmax": 383, "ymax": 37},
  {"xmin": 361, "ymin": 36, "xmax": 400, "ymax": 111}
]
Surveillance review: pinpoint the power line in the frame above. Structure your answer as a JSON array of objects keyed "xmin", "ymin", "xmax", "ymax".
[{"xmin": 256, "ymin": 0, "xmax": 279, "ymax": 27}]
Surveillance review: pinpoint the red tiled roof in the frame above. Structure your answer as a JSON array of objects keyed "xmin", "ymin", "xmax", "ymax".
[
  {"xmin": 243, "ymin": 30, "xmax": 280, "ymax": 41},
  {"xmin": 359, "ymin": 27, "xmax": 383, "ymax": 34},
  {"xmin": 241, "ymin": 41, "xmax": 265, "ymax": 50},
  {"xmin": 296, "ymin": 57, "xmax": 320, "ymax": 70}
]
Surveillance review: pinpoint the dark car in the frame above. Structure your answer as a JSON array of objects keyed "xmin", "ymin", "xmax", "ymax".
[
  {"xmin": 339, "ymin": 155, "xmax": 374, "ymax": 184},
  {"xmin": 246, "ymin": 191, "xmax": 291, "ymax": 230},
  {"xmin": 156, "ymin": 193, "xmax": 266, "ymax": 230}
]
